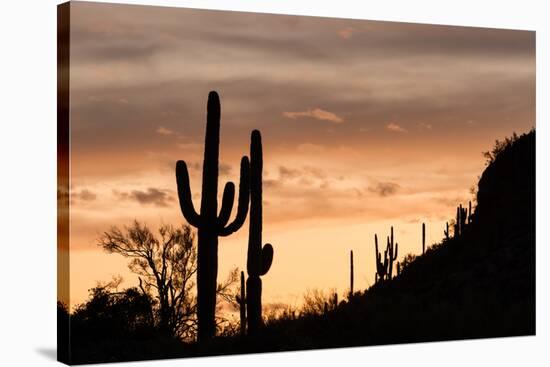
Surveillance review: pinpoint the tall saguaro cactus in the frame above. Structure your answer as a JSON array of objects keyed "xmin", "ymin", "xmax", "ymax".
[
  {"xmin": 349, "ymin": 250, "xmax": 354, "ymax": 298},
  {"xmin": 246, "ymin": 130, "xmax": 274, "ymax": 336},
  {"xmin": 175, "ymin": 91, "xmax": 250, "ymax": 342}
]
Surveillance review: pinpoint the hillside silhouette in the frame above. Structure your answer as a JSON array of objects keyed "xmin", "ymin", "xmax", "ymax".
[
  {"xmin": 59, "ymin": 129, "xmax": 535, "ymax": 364},
  {"xmin": 198, "ymin": 129, "xmax": 536, "ymax": 356}
]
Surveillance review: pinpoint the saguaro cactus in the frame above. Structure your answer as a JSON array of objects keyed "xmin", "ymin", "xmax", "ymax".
[
  {"xmin": 374, "ymin": 234, "xmax": 389, "ymax": 282},
  {"xmin": 444, "ymin": 222, "xmax": 450, "ymax": 240},
  {"xmin": 422, "ymin": 223, "xmax": 426, "ymax": 254},
  {"xmin": 387, "ymin": 227, "xmax": 398, "ymax": 278},
  {"xmin": 246, "ymin": 130, "xmax": 274, "ymax": 336},
  {"xmin": 349, "ymin": 250, "xmax": 354, "ymax": 298},
  {"xmin": 175, "ymin": 91, "xmax": 250, "ymax": 342},
  {"xmin": 454, "ymin": 206, "xmax": 460, "ymax": 238},
  {"xmin": 235, "ymin": 271, "xmax": 246, "ymax": 336},
  {"xmin": 468, "ymin": 201, "xmax": 473, "ymax": 224}
]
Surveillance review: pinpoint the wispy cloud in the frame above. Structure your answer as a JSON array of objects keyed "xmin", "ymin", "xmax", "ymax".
[
  {"xmin": 279, "ymin": 166, "xmax": 301, "ymax": 180},
  {"xmin": 114, "ymin": 187, "xmax": 174, "ymax": 207},
  {"xmin": 368, "ymin": 182, "xmax": 401, "ymax": 197},
  {"xmin": 418, "ymin": 122, "xmax": 433, "ymax": 130},
  {"xmin": 156, "ymin": 126, "xmax": 174, "ymax": 135},
  {"xmin": 386, "ymin": 122, "xmax": 407, "ymax": 133},
  {"xmin": 283, "ymin": 108, "xmax": 344, "ymax": 124},
  {"xmin": 73, "ymin": 189, "xmax": 97, "ymax": 202}
]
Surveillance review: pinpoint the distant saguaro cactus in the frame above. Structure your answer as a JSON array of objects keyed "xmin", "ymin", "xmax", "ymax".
[
  {"xmin": 349, "ymin": 250, "xmax": 354, "ymax": 298},
  {"xmin": 454, "ymin": 204, "xmax": 468, "ymax": 238},
  {"xmin": 374, "ymin": 234, "xmax": 389, "ymax": 282},
  {"xmin": 175, "ymin": 91, "xmax": 250, "ymax": 342},
  {"xmin": 422, "ymin": 223, "xmax": 426, "ymax": 254},
  {"xmin": 246, "ymin": 130, "xmax": 274, "ymax": 336},
  {"xmin": 235, "ymin": 271, "xmax": 246, "ymax": 336},
  {"xmin": 387, "ymin": 227, "xmax": 398, "ymax": 278},
  {"xmin": 468, "ymin": 200, "xmax": 473, "ymax": 224},
  {"xmin": 459, "ymin": 204, "xmax": 468, "ymax": 235},
  {"xmin": 444, "ymin": 222, "xmax": 450, "ymax": 240},
  {"xmin": 454, "ymin": 206, "xmax": 460, "ymax": 238}
]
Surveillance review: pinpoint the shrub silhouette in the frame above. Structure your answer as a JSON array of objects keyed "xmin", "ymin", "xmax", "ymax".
[
  {"xmin": 175, "ymin": 91, "xmax": 251, "ymax": 342},
  {"xmin": 71, "ymin": 281, "xmax": 156, "ymax": 343}
]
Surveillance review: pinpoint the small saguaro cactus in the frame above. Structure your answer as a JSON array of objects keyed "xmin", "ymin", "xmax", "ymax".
[
  {"xmin": 468, "ymin": 200, "xmax": 473, "ymax": 224},
  {"xmin": 349, "ymin": 250, "xmax": 354, "ymax": 298},
  {"xmin": 422, "ymin": 222, "xmax": 426, "ymax": 254},
  {"xmin": 454, "ymin": 207, "xmax": 460, "ymax": 238},
  {"xmin": 246, "ymin": 130, "xmax": 274, "ymax": 336},
  {"xmin": 374, "ymin": 234, "xmax": 389, "ymax": 282},
  {"xmin": 444, "ymin": 222, "xmax": 450, "ymax": 240},
  {"xmin": 175, "ymin": 91, "xmax": 250, "ymax": 342},
  {"xmin": 235, "ymin": 271, "xmax": 246, "ymax": 336},
  {"xmin": 459, "ymin": 204, "xmax": 468, "ymax": 234},
  {"xmin": 387, "ymin": 227, "xmax": 398, "ymax": 279}
]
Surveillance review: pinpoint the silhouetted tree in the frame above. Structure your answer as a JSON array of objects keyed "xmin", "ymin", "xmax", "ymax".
[{"xmin": 98, "ymin": 221, "xmax": 238, "ymax": 340}]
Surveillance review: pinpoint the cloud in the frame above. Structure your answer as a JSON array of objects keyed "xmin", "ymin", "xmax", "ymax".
[
  {"xmin": 115, "ymin": 188, "xmax": 174, "ymax": 207},
  {"xmin": 418, "ymin": 122, "xmax": 433, "ymax": 130},
  {"xmin": 386, "ymin": 122, "xmax": 407, "ymax": 133},
  {"xmin": 177, "ymin": 142, "xmax": 202, "ymax": 151},
  {"xmin": 338, "ymin": 27, "xmax": 355, "ymax": 39},
  {"xmin": 368, "ymin": 182, "xmax": 401, "ymax": 197},
  {"xmin": 264, "ymin": 179, "xmax": 282, "ymax": 189},
  {"xmin": 283, "ymin": 108, "xmax": 343, "ymax": 124},
  {"xmin": 156, "ymin": 126, "xmax": 174, "ymax": 135},
  {"xmin": 73, "ymin": 189, "xmax": 97, "ymax": 201},
  {"xmin": 279, "ymin": 166, "xmax": 301, "ymax": 180}
]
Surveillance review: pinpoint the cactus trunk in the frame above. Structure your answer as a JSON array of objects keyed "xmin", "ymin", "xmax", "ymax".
[
  {"xmin": 349, "ymin": 250, "xmax": 354, "ymax": 298},
  {"xmin": 246, "ymin": 130, "xmax": 274, "ymax": 336},
  {"xmin": 422, "ymin": 223, "xmax": 426, "ymax": 254},
  {"xmin": 175, "ymin": 91, "xmax": 250, "ymax": 342},
  {"xmin": 237, "ymin": 271, "xmax": 246, "ymax": 336}
]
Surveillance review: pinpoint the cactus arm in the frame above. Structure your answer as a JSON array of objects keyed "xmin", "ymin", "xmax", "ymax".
[
  {"xmin": 175, "ymin": 160, "xmax": 201, "ymax": 227},
  {"xmin": 259, "ymin": 243, "xmax": 274, "ymax": 276},
  {"xmin": 217, "ymin": 182, "xmax": 235, "ymax": 229},
  {"xmin": 219, "ymin": 156, "xmax": 250, "ymax": 236}
]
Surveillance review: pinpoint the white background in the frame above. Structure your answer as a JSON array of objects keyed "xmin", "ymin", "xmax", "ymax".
[{"xmin": 0, "ymin": 0, "xmax": 547, "ymax": 365}]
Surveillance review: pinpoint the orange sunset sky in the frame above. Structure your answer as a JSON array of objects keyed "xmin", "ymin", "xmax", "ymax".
[{"xmin": 61, "ymin": 2, "xmax": 535, "ymax": 309}]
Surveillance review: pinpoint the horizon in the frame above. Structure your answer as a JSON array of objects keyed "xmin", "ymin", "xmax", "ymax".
[{"xmin": 60, "ymin": 2, "xmax": 535, "ymax": 309}]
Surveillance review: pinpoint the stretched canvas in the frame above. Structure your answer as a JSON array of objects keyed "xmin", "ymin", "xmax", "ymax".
[{"xmin": 57, "ymin": 1, "xmax": 536, "ymax": 364}]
